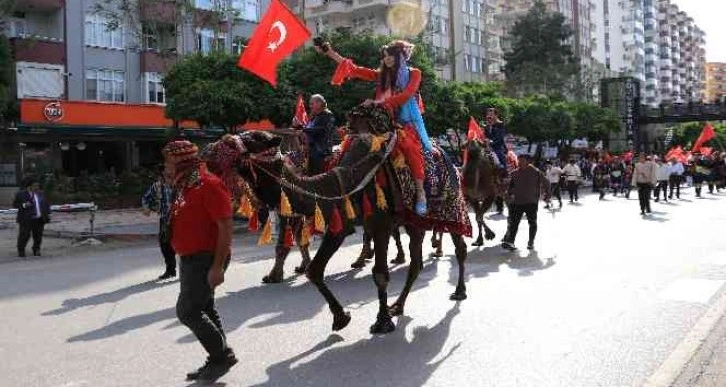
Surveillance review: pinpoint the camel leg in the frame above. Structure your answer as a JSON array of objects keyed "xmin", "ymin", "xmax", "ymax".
[
  {"xmin": 306, "ymin": 233, "xmax": 351, "ymax": 332},
  {"xmin": 390, "ymin": 227, "xmax": 406, "ymax": 265},
  {"xmin": 388, "ymin": 226, "xmax": 425, "ymax": 317},
  {"xmin": 481, "ymin": 196, "xmax": 497, "ymax": 241},
  {"xmin": 370, "ymin": 221, "xmax": 395, "ymax": 334},
  {"xmin": 263, "ymin": 216, "xmax": 290, "ymax": 284},
  {"xmin": 351, "ymin": 230, "xmax": 372, "ymax": 269},
  {"xmin": 450, "ymin": 233, "xmax": 468, "ymax": 300},
  {"xmin": 472, "ymin": 201, "xmax": 484, "ymax": 246},
  {"xmin": 433, "ymin": 232, "xmax": 444, "ymax": 258},
  {"xmin": 294, "ymin": 219, "xmax": 311, "ymax": 274}
]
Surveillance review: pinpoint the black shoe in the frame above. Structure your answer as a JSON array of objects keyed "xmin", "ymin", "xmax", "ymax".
[
  {"xmin": 501, "ymin": 241, "xmax": 517, "ymax": 251},
  {"xmin": 198, "ymin": 354, "xmax": 238, "ymax": 382},
  {"xmin": 18, "ymin": 251, "xmax": 26, "ymax": 258},
  {"xmin": 527, "ymin": 243, "xmax": 534, "ymax": 250},
  {"xmin": 157, "ymin": 271, "xmax": 176, "ymax": 280},
  {"xmin": 187, "ymin": 349, "xmax": 237, "ymax": 381},
  {"xmin": 33, "ymin": 250, "xmax": 40, "ymax": 257}
]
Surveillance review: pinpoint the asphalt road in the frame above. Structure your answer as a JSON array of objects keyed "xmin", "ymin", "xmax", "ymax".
[{"xmin": 2, "ymin": 187, "xmax": 726, "ymax": 387}]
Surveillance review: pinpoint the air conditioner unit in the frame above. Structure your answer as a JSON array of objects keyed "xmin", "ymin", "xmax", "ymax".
[{"xmin": 8, "ymin": 19, "xmax": 27, "ymax": 38}]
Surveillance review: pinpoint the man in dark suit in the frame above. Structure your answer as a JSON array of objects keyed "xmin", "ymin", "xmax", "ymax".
[
  {"xmin": 293, "ymin": 94, "xmax": 335, "ymax": 175},
  {"xmin": 13, "ymin": 177, "xmax": 51, "ymax": 257}
]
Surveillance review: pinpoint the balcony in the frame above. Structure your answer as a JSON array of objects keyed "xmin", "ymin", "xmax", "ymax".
[
  {"xmin": 307, "ymin": 0, "xmax": 352, "ymax": 16},
  {"xmin": 14, "ymin": 0, "xmax": 63, "ymax": 12},
  {"xmin": 10, "ymin": 37, "xmax": 65, "ymax": 65},
  {"xmin": 141, "ymin": 50, "xmax": 178, "ymax": 73}
]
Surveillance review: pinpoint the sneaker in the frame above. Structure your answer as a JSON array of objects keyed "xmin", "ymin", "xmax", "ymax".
[
  {"xmin": 187, "ymin": 350, "xmax": 237, "ymax": 381},
  {"xmin": 527, "ymin": 243, "xmax": 534, "ymax": 250},
  {"xmin": 32, "ymin": 249, "xmax": 41, "ymax": 257},
  {"xmin": 157, "ymin": 271, "xmax": 176, "ymax": 280},
  {"xmin": 501, "ymin": 241, "xmax": 517, "ymax": 251},
  {"xmin": 198, "ymin": 355, "xmax": 239, "ymax": 382}
]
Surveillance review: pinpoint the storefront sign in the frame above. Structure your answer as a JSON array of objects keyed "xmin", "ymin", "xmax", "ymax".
[{"xmin": 43, "ymin": 101, "xmax": 64, "ymax": 122}]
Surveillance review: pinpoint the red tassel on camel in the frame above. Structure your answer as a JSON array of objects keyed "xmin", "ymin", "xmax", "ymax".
[
  {"xmin": 329, "ymin": 205, "xmax": 344, "ymax": 234},
  {"xmin": 362, "ymin": 193, "xmax": 373, "ymax": 219},
  {"xmin": 283, "ymin": 225, "xmax": 295, "ymax": 248},
  {"xmin": 248, "ymin": 211, "xmax": 259, "ymax": 231}
]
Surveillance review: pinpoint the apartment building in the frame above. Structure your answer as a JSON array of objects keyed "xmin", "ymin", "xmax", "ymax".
[
  {"xmin": 300, "ymin": 0, "xmax": 503, "ymax": 81},
  {"xmin": 704, "ymin": 63, "xmax": 726, "ymax": 103},
  {"xmin": 2, "ymin": 0, "xmax": 265, "ymax": 182}
]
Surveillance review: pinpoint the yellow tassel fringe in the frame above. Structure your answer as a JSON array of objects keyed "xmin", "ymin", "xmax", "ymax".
[
  {"xmin": 314, "ymin": 203, "xmax": 326, "ymax": 233},
  {"xmin": 393, "ymin": 154, "xmax": 406, "ymax": 169},
  {"xmin": 280, "ymin": 191, "xmax": 292, "ymax": 217},
  {"xmin": 300, "ymin": 220, "xmax": 311, "ymax": 247},
  {"xmin": 344, "ymin": 197, "xmax": 356, "ymax": 220},
  {"xmin": 237, "ymin": 195, "xmax": 253, "ymax": 218},
  {"xmin": 375, "ymin": 184, "xmax": 388, "ymax": 210},
  {"xmin": 370, "ymin": 135, "xmax": 385, "ymax": 152},
  {"xmin": 257, "ymin": 218, "xmax": 273, "ymax": 246}
]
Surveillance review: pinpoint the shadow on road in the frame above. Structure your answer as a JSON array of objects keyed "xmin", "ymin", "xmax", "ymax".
[
  {"xmin": 66, "ymin": 256, "xmax": 442, "ymax": 344},
  {"xmin": 506, "ymin": 250, "xmax": 556, "ymax": 277},
  {"xmin": 249, "ymin": 304, "xmax": 461, "ymax": 387},
  {"xmin": 42, "ymin": 279, "xmax": 178, "ymax": 316}
]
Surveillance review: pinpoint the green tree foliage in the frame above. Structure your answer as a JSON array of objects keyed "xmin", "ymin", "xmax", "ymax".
[
  {"xmin": 670, "ymin": 122, "xmax": 726, "ymax": 149},
  {"xmin": 163, "ymin": 52, "xmax": 293, "ymax": 131},
  {"xmin": 503, "ymin": 0, "xmax": 580, "ymax": 100},
  {"xmin": 0, "ymin": 35, "xmax": 13, "ymax": 128}
]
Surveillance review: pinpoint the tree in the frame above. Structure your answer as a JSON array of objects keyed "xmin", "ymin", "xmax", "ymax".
[
  {"xmin": 280, "ymin": 29, "xmax": 439, "ymax": 129},
  {"xmin": 163, "ymin": 52, "xmax": 293, "ymax": 132},
  {"xmin": 670, "ymin": 122, "xmax": 726, "ymax": 149},
  {"xmin": 0, "ymin": 35, "xmax": 14, "ymax": 129},
  {"xmin": 503, "ymin": 0, "xmax": 580, "ymax": 100}
]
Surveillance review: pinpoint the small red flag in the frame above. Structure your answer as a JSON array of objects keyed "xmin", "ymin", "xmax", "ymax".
[
  {"xmin": 692, "ymin": 123, "xmax": 716, "ymax": 153},
  {"xmin": 294, "ymin": 94, "xmax": 308, "ymax": 127},
  {"xmin": 467, "ymin": 117, "xmax": 485, "ymax": 142},
  {"xmin": 237, "ymin": 0, "xmax": 311, "ymax": 86}
]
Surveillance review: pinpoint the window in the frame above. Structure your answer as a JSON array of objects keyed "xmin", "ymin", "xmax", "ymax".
[
  {"xmin": 195, "ymin": 0, "xmax": 213, "ymax": 10},
  {"xmin": 146, "ymin": 73, "xmax": 165, "ymax": 104},
  {"xmin": 86, "ymin": 69, "xmax": 125, "ymax": 102},
  {"xmin": 233, "ymin": 37, "xmax": 245, "ymax": 55},
  {"xmin": 233, "ymin": 0, "xmax": 260, "ymax": 22},
  {"xmin": 441, "ymin": 18, "xmax": 448, "ymax": 35},
  {"xmin": 464, "ymin": 26, "xmax": 471, "ymax": 42},
  {"xmin": 197, "ymin": 28, "xmax": 227, "ymax": 54},
  {"xmin": 85, "ymin": 13, "xmax": 124, "ymax": 49},
  {"xmin": 464, "ymin": 54, "xmax": 471, "ymax": 71}
]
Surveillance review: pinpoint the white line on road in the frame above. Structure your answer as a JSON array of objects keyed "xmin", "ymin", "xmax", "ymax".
[{"xmin": 643, "ymin": 282, "xmax": 726, "ymax": 387}]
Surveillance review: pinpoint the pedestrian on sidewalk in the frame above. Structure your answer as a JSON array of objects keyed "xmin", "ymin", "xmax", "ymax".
[
  {"xmin": 668, "ymin": 157, "xmax": 684, "ymax": 199},
  {"xmin": 13, "ymin": 177, "xmax": 50, "ymax": 257},
  {"xmin": 163, "ymin": 140, "xmax": 237, "ymax": 382},
  {"xmin": 502, "ymin": 154, "xmax": 550, "ymax": 251},
  {"xmin": 142, "ymin": 165, "xmax": 177, "ymax": 280},
  {"xmin": 633, "ymin": 154, "xmax": 657, "ymax": 215},
  {"xmin": 654, "ymin": 157, "xmax": 670, "ymax": 202},
  {"xmin": 593, "ymin": 158, "xmax": 610, "ymax": 201},
  {"xmin": 545, "ymin": 161, "xmax": 563, "ymax": 208},
  {"xmin": 562, "ymin": 159, "xmax": 581, "ymax": 203}
]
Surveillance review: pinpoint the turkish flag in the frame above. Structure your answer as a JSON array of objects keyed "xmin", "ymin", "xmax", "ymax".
[
  {"xmin": 467, "ymin": 117, "xmax": 485, "ymax": 142},
  {"xmin": 294, "ymin": 94, "xmax": 308, "ymax": 127},
  {"xmin": 237, "ymin": 0, "xmax": 311, "ymax": 86},
  {"xmin": 692, "ymin": 123, "xmax": 716, "ymax": 153}
]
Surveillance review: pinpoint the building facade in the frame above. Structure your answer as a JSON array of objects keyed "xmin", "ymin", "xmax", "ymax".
[
  {"xmin": 300, "ymin": 0, "xmax": 503, "ymax": 81},
  {"xmin": 2, "ymin": 0, "xmax": 266, "ymax": 186},
  {"xmin": 704, "ymin": 62, "xmax": 726, "ymax": 103}
]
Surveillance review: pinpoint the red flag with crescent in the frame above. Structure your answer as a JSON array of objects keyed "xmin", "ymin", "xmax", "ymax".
[
  {"xmin": 237, "ymin": 0, "xmax": 311, "ymax": 86},
  {"xmin": 294, "ymin": 94, "xmax": 308, "ymax": 127},
  {"xmin": 467, "ymin": 117, "xmax": 485, "ymax": 142}
]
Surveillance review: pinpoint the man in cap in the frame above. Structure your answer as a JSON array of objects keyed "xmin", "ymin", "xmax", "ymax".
[{"xmin": 163, "ymin": 140, "xmax": 237, "ymax": 382}]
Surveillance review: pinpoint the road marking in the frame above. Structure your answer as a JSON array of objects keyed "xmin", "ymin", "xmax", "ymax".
[
  {"xmin": 643, "ymin": 282, "xmax": 726, "ymax": 387},
  {"xmin": 658, "ymin": 279, "xmax": 725, "ymax": 305}
]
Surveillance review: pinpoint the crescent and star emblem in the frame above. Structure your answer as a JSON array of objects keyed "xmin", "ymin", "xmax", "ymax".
[{"xmin": 267, "ymin": 21, "xmax": 287, "ymax": 52}]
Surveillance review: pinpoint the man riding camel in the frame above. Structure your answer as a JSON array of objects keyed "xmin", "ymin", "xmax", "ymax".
[{"xmin": 293, "ymin": 94, "xmax": 335, "ymax": 175}]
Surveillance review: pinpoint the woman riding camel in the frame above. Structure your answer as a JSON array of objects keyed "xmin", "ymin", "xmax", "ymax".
[{"xmin": 315, "ymin": 39, "xmax": 431, "ymax": 216}]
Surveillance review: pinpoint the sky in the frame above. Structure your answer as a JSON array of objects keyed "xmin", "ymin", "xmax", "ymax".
[{"xmin": 673, "ymin": 0, "xmax": 726, "ymax": 63}]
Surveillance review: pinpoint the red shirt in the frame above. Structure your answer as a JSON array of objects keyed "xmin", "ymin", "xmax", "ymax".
[{"xmin": 171, "ymin": 167, "xmax": 232, "ymax": 256}]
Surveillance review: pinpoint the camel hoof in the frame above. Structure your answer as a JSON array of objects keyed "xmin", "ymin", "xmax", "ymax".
[
  {"xmin": 351, "ymin": 259, "xmax": 367, "ymax": 269},
  {"xmin": 388, "ymin": 303, "xmax": 405, "ymax": 317},
  {"xmin": 450, "ymin": 291, "xmax": 467, "ymax": 301},
  {"xmin": 262, "ymin": 273, "xmax": 283, "ymax": 284},
  {"xmin": 332, "ymin": 312, "xmax": 352, "ymax": 332},
  {"xmin": 472, "ymin": 238, "xmax": 484, "ymax": 247},
  {"xmin": 390, "ymin": 255, "xmax": 406, "ymax": 265},
  {"xmin": 370, "ymin": 315, "xmax": 396, "ymax": 334},
  {"xmin": 294, "ymin": 265, "xmax": 307, "ymax": 274},
  {"xmin": 485, "ymin": 231, "xmax": 496, "ymax": 241},
  {"xmin": 432, "ymin": 250, "xmax": 443, "ymax": 258}
]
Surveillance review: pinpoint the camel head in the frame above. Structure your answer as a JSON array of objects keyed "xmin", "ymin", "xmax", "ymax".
[{"xmin": 347, "ymin": 104, "xmax": 397, "ymax": 136}]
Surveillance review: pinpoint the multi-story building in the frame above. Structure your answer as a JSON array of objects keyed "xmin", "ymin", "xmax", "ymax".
[
  {"xmin": 1, "ymin": 0, "xmax": 265, "ymax": 185},
  {"xmin": 592, "ymin": 0, "xmax": 644, "ymax": 81},
  {"xmin": 704, "ymin": 62, "xmax": 726, "ymax": 103},
  {"xmin": 300, "ymin": 0, "xmax": 503, "ymax": 81}
]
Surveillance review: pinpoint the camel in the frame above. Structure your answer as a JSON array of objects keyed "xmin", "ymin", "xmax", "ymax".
[{"xmin": 206, "ymin": 105, "xmax": 471, "ymax": 334}]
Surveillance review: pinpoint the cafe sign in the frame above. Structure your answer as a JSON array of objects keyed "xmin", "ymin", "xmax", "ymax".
[{"xmin": 43, "ymin": 101, "xmax": 64, "ymax": 122}]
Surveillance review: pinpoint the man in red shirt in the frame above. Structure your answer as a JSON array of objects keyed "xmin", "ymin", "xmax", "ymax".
[{"xmin": 163, "ymin": 140, "xmax": 236, "ymax": 382}]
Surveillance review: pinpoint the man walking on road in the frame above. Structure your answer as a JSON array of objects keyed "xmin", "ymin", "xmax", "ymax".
[
  {"xmin": 502, "ymin": 154, "xmax": 550, "ymax": 251},
  {"xmin": 545, "ymin": 161, "xmax": 563, "ymax": 208},
  {"xmin": 163, "ymin": 140, "xmax": 237, "ymax": 382},
  {"xmin": 142, "ymin": 165, "xmax": 177, "ymax": 280},
  {"xmin": 668, "ymin": 157, "xmax": 684, "ymax": 200},
  {"xmin": 13, "ymin": 177, "xmax": 50, "ymax": 257},
  {"xmin": 654, "ymin": 157, "xmax": 670, "ymax": 202},
  {"xmin": 562, "ymin": 159, "xmax": 581, "ymax": 203},
  {"xmin": 633, "ymin": 154, "xmax": 658, "ymax": 215}
]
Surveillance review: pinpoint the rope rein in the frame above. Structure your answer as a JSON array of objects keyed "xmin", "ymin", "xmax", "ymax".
[{"xmin": 249, "ymin": 131, "xmax": 398, "ymax": 201}]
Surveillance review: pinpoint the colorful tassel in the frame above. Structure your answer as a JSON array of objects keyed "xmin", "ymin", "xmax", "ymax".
[
  {"xmin": 370, "ymin": 135, "xmax": 385, "ymax": 152},
  {"xmin": 237, "ymin": 195, "xmax": 253, "ymax": 218},
  {"xmin": 248, "ymin": 211, "xmax": 259, "ymax": 231},
  {"xmin": 329, "ymin": 205, "xmax": 343, "ymax": 234},
  {"xmin": 280, "ymin": 190, "xmax": 292, "ymax": 217},
  {"xmin": 257, "ymin": 218, "xmax": 273, "ymax": 246},
  {"xmin": 362, "ymin": 193, "xmax": 373, "ymax": 219},
  {"xmin": 300, "ymin": 220, "xmax": 311, "ymax": 246},
  {"xmin": 314, "ymin": 202, "xmax": 326, "ymax": 233},
  {"xmin": 283, "ymin": 225, "xmax": 295, "ymax": 248},
  {"xmin": 344, "ymin": 197, "xmax": 356, "ymax": 220},
  {"xmin": 375, "ymin": 184, "xmax": 388, "ymax": 210},
  {"xmin": 393, "ymin": 154, "xmax": 406, "ymax": 169}
]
